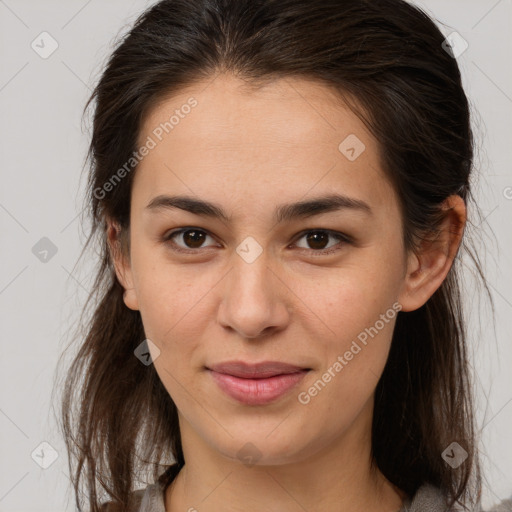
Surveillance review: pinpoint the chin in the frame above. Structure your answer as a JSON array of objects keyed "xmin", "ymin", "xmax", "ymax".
[{"xmin": 206, "ymin": 428, "xmax": 315, "ymax": 468}]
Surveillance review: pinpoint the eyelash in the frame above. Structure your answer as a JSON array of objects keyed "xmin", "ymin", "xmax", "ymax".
[{"xmin": 162, "ymin": 227, "xmax": 353, "ymax": 256}]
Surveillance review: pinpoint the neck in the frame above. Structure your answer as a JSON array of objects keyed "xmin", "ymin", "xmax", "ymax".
[{"xmin": 165, "ymin": 399, "xmax": 406, "ymax": 512}]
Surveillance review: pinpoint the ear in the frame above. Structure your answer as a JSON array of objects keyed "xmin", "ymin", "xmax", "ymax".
[
  {"xmin": 106, "ymin": 217, "xmax": 140, "ymax": 311},
  {"xmin": 398, "ymin": 195, "xmax": 466, "ymax": 312}
]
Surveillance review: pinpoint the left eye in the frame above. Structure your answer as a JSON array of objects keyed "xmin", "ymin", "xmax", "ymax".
[
  {"xmin": 163, "ymin": 228, "xmax": 351, "ymax": 255},
  {"xmin": 292, "ymin": 230, "xmax": 351, "ymax": 255}
]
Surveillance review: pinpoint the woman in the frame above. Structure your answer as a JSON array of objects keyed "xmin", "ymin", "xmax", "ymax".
[{"xmin": 58, "ymin": 0, "xmax": 509, "ymax": 511}]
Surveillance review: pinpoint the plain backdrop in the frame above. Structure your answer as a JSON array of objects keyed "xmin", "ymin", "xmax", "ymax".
[{"xmin": 0, "ymin": 0, "xmax": 511, "ymax": 510}]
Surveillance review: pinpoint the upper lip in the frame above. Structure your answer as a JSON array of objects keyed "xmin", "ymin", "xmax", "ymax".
[{"xmin": 207, "ymin": 360, "xmax": 310, "ymax": 379}]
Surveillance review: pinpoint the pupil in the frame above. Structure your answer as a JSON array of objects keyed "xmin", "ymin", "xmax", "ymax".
[
  {"xmin": 307, "ymin": 231, "xmax": 328, "ymax": 250},
  {"xmin": 184, "ymin": 230, "xmax": 205, "ymax": 248}
]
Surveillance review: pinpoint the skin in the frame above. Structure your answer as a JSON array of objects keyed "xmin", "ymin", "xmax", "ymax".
[{"xmin": 107, "ymin": 73, "xmax": 466, "ymax": 512}]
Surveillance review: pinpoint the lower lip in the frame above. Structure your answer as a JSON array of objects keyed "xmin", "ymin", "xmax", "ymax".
[{"xmin": 208, "ymin": 370, "xmax": 309, "ymax": 405}]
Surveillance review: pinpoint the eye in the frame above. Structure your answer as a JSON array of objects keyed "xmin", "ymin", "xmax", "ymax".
[
  {"xmin": 163, "ymin": 227, "xmax": 352, "ymax": 256},
  {"xmin": 162, "ymin": 228, "xmax": 218, "ymax": 253},
  {"xmin": 291, "ymin": 229, "xmax": 352, "ymax": 256}
]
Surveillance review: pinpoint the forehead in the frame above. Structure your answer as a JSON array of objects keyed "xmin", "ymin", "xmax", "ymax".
[
  {"xmin": 133, "ymin": 74, "xmax": 395, "ymax": 218},
  {"xmin": 139, "ymin": 74, "xmax": 372, "ymax": 150}
]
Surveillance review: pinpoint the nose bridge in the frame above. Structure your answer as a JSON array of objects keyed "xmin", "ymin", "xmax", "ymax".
[
  {"xmin": 231, "ymin": 247, "xmax": 271, "ymax": 301},
  {"xmin": 218, "ymin": 244, "xmax": 290, "ymax": 339}
]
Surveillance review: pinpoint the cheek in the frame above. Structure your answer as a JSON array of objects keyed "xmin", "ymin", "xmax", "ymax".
[
  {"xmin": 302, "ymin": 264, "xmax": 399, "ymax": 338},
  {"xmin": 301, "ymin": 307, "xmax": 396, "ymax": 431},
  {"xmin": 299, "ymin": 263, "xmax": 400, "ymax": 394},
  {"xmin": 130, "ymin": 244, "xmax": 212, "ymax": 331}
]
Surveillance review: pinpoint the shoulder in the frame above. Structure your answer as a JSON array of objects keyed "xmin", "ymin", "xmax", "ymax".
[
  {"xmin": 401, "ymin": 483, "xmax": 452, "ymax": 511},
  {"xmin": 402, "ymin": 484, "xmax": 512, "ymax": 512},
  {"xmin": 100, "ymin": 463, "xmax": 181, "ymax": 512},
  {"xmin": 486, "ymin": 498, "xmax": 512, "ymax": 512},
  {"xmin": 100, "ymin": 488, "xmax": 146, "ymax": 512},
  {"xmin": 100, "ymin": 482, "xmax": 165, "ymax": 512}
]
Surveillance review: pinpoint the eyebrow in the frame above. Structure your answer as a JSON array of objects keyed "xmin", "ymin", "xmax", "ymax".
[{"xmin": 145, "ymin": 193, "xmax": 372, "ymax": 223}]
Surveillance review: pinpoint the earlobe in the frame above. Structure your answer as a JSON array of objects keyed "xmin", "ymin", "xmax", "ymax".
[
  {"xmin": 397, "ymin": 195, "xmax": 466, "ymax": 313},
  {"xmin": 122, "ymin": 289, "xmax": 140, "ymax": 311},
  {"xmin": 106, "ymin": 218, "xmax": 140, "ymax": 311}
]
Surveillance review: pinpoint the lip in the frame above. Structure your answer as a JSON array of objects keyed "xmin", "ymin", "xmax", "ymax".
[
  {"xmin": 207, "ymin": 360, "xmax": 309, "ymax": 378},
  {"xmin": 206, "ymin": 360, "xmax": 310, "ymax": 405}
]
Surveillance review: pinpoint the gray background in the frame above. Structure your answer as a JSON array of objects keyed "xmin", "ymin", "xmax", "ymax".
[{"xmin": 0, "ymin": 0, "xmax": 511, "ymax": 510}]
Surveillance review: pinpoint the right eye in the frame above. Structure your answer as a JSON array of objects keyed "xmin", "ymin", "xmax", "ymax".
[{"xmin": 162, "ymin": 228, "xmax": 219, "ymax": 253}]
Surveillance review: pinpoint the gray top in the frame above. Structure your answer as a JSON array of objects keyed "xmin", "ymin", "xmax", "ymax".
[
  {"xmin": 400, "ymin": 484, "xmax": 451, "ymax": 511},
  {"xmin": 102, "ymin": 466, "xmax": 512, "ymax": 512}
]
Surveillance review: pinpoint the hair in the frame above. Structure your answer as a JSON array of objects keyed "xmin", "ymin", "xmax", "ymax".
[{"xmin": 55, "ymin": 0, "xmax": 495, "ymax": 511}]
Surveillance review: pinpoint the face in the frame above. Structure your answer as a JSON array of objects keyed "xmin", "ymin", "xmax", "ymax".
[{"xmin": 110, "ymin": 74, "xmax": 441, "ymax": 466}]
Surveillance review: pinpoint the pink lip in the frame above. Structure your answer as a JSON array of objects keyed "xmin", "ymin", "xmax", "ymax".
[
  {"xmin": 206, "ymin": 360, "xmax": 310, "ymax": 405},
  {"xmin": 208, "ymin": 360, "xmax": 309, "ymax": 378}
]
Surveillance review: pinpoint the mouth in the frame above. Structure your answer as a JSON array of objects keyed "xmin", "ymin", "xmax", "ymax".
[
  {"xmin": 206, "ymin": 361, "xmax": 311, "ymax": 405},
  {"xmin": 206, "ymin": 360, "xmax": 312, "ymax": 379}
]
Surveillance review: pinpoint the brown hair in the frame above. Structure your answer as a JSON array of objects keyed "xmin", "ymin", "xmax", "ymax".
[{"xmin": 56, "ymin": 0, "xmax": 494, "ymax": 510}]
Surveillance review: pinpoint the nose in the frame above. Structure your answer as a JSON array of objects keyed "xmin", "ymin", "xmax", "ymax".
[{"xmin": 217, "ymin": 255, "xmax": 292, "ymax": 340}]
